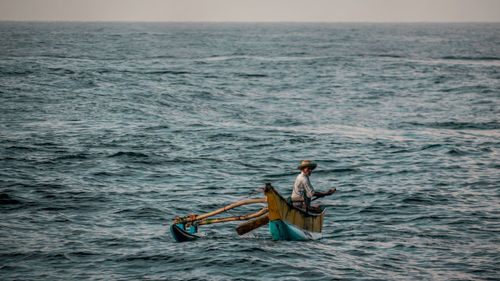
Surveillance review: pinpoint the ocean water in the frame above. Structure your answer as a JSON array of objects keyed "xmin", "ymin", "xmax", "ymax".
[{"xmin": 0, "ymin": 22, "xmax": 499, "ymax": 280}]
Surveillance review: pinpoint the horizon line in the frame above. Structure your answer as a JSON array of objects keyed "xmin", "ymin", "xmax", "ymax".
[{"xmin": 1, "ymin": 20, "xmax": 499, "ymax": 24}]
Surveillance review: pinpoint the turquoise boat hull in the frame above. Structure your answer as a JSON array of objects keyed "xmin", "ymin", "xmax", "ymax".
[{"xmin": 269, "ymin": 220, "xmax": 321, "ymax": 241}]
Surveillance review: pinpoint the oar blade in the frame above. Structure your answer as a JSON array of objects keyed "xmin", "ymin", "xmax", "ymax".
[{"xmin": 235, "ymin": 214, "xmax": 270, "ymax": 235}]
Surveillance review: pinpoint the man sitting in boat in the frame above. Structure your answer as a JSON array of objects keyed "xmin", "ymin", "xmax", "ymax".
[{"xmin": 291, "ymin": 160, "xmax": 335, "ymax": 211}]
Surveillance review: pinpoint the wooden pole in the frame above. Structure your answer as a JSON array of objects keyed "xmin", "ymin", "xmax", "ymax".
[
  {"xmin": 174, "ymin": 198, "xmax": 267, "ymax": 224},
  {"xmin": 194, "ymin": 207, "xmax": 268, "ymax": 226}
]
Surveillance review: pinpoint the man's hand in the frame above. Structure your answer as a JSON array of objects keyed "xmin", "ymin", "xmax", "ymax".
[
  {"xmin": 313, "ymin": 188, "xmax": 336, "ymax": 198},
  {"xmin": 326, "ymin": 188, "xmax": 336, "ymax": 195}
]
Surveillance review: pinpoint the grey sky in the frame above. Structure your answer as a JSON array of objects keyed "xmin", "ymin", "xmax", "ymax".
[{"xmin": 0, "ymin": 0, "xmax": 499, "ymax": 22}]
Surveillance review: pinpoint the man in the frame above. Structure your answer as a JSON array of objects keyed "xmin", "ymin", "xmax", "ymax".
[{"xmin": 291, "ymin": 160, "xmax": 335, "ymax": 210}]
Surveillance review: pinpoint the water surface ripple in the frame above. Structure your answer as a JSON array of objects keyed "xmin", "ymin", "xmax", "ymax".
[{"xmin": 1, "ymin": 22, "xmax": 499, "ymax": 280}]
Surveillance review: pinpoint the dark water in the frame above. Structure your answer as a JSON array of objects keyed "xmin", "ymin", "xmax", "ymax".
[{"xmin": 1, "ymin": 22, "xmax": 499, "ymax": 280}]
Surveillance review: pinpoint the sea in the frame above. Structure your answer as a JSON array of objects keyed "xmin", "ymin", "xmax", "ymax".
[{"xmin": 0, "ymin": 22, "xmax": 499, "ymax": 280}]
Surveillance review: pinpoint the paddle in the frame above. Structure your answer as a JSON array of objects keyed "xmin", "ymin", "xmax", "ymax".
[
  {"xmin": 235, "ymin": 213, "xmax": 270, "ymax": 235},
  {"xmin": 235, "ymin": 188, "xmax": 336, "ymax": 235}
]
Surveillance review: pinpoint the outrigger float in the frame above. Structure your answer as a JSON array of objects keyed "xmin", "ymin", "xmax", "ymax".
[{"xmin": 171, "ymin": 183, "xmax": 333, "ymax": 242}]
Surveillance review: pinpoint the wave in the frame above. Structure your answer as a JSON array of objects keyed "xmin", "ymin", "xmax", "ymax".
[
  {"xmin": 447, "ymin": 148, "xmax": 468, "ymax": 156},
  {"xmin": 144, "ymin": 125, "xmax": 170, "ymax": 131},
  {"xmin": 316, "ymin": 168, "xmax": 359, "ymax": 174},
  {"xmin": 115, "ymin": 206, "xmax": 165, "ymax": 219},
  {"xmin": 390, "ymin": 149, "xmax": 411, "ymax": 154},
  {"xmin": 0, "ymin": 69, "xmax": 35, "ymax": 76},
  {"xmin": 92, "ymin": 171, "xmax": 114, "ymax": 176},
  {"xmin": 371, "ymin": 56, "xmax": 500, "ymax": 67},
  {"xmin": 48, "ymin": 67, "xmax": 76, "ymax": 75},
  {"xmin": 401, "ymin": 196, "xmax": 434, "ymax": 205},
  {"xmin": 145, "ymin": 70, "xmax": 190, "ymax": 75},
  {"xmin": 55, "ymin": 153, "xmax": 89, "ymax": 160},
  {"xmin": 265, "ymin": 172, "xmax": 297, "ymax": 178},
  {"xmin": 116, "ymin": 253, "xmax": 178, "ymax": 262},
  {"xmin": 5, "ymin": 145, "xmax": 35, "ymax": 151},
  {"xmin": 34, "ymin": 142, "xmax": 60, "ymax": 147},
  {"xmin": 95, "ymin": 68, "xmax": 190, "ymax": 75},
  {"xmin": 404, "ymin": 121, "xmax": 499, "ymax": 130},
  {"xmin": 235, "ymin": 73, "xmax": 268, "ymax": 78},
  {"xmin": 0, "ymin": 193, "xmax": 22, "ymax": 205},
  {"xmin": 200, "ymin": 54, "xmax": 331, "ymax": 63},
  {"xmin": 359, "ymin": 205, "xmax": 385, "ymax": 214},
  {"xmin": 441, "ymin": 56, "xmax": 500, "ymax": 61},
  {"xmin": 420, "ymin": 144, "xmax": 442, "ymax": 151},
  {"xmin": 369, "ymin": 53, "xmax": 404, "ymax": 59},
  {"xmin": 108, "ymin": 151, "xmax": 149, "ymax": 158}
]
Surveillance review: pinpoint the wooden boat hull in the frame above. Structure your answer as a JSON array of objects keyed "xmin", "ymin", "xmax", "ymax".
[
  {"xmin": 170, "ymin": 224, "xmax": 198, "ymax": 242},
  {"xmin": 265, "ymin": 183, "xmax": 325, "ymax": 241}
]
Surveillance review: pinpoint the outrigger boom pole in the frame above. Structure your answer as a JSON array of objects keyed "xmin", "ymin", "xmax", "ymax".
[
  {"xmin": 173, "ymin": 198, "xmax": 267, "ymax": 225},
  {"xmin": 195, "ymin": 207, "xmax": 268, "ymax": 225}
]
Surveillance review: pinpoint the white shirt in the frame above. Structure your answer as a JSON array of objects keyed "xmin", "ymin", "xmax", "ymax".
[{"xmin": 291, "ymin": 172, "xmax": 314, "ymax": 201}]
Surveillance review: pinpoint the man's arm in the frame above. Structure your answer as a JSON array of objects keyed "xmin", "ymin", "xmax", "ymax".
[
  {"xmin": 313, "ymin": 188, "xmax": 336, "ymax": 198},
  {"xmin": 303, "ymin": 181, "xmax": 314, "ymax": 199}
]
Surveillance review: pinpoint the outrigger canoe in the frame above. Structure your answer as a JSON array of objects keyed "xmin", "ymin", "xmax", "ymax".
[
  {"xmin": 265, "ymin": 184, "xmax": 325, "ymax": 240},
  {"xmin": 171, "ymin": 183, "xmax": 328, "ymax": 242}
]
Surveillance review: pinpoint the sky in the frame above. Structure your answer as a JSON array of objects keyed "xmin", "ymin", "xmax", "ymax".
[{"xmin": 0, "ymin": 0, "xmax": 499, "ymax": 22}]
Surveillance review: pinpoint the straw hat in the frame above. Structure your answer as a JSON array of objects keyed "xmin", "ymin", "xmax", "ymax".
[{"xmin": 297, "ymin": 160, "xmax": 317, "ymax": 170}]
